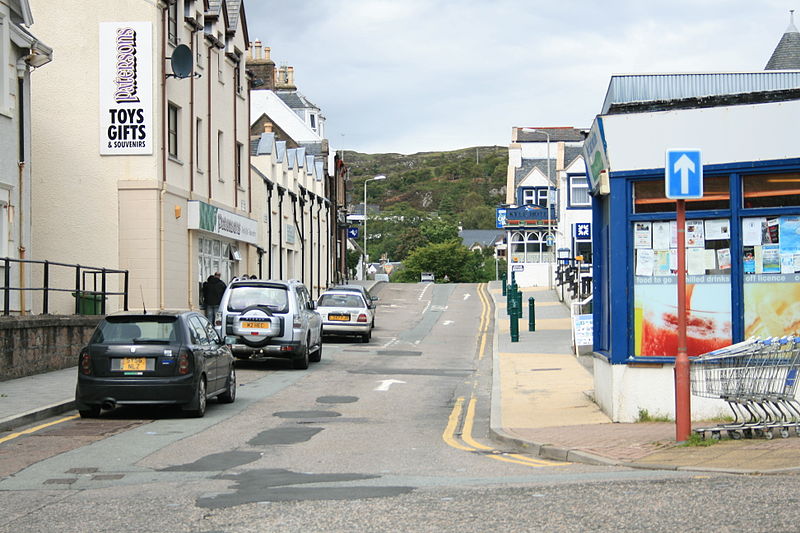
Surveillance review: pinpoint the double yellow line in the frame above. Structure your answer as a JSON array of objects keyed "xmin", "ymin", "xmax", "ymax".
[
  {"xmin": 442, "ymin": 396, "xmax": 567, "ymax": 467},
  {"xmin": 476, "ymin": 283, "xmax": 490, "ymax": 360},
  {"xmin": 441, "ymin": 284, "xmax": 567, "ymax": 468}
]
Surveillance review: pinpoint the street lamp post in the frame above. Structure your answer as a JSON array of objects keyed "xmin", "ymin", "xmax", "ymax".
[
  {"xmin": 529, "ymin": 129, "xmax": 553, "ymax": 289},
  {"xmin": 363, "ymin": 174, "xmax": 387, "ymax": 280}
]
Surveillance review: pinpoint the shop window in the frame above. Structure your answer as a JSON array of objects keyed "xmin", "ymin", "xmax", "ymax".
[
  {"xmin": 510, "ymin": 230, "xmax": 553, "ymax": 264},
  {"xmin": 633, "ymin": 177, "xmax": 730, "ymax": 213},
  {"xmin": 742, "ymin": 215, "xmax": 800, "ymax": 338},
  {"xmin": 742, "ymin": 173, "xmax": 800, "ymax": 208},
  {"xmin": 632, "ymin": 218, "xmax": 732, "ymax": 357}
]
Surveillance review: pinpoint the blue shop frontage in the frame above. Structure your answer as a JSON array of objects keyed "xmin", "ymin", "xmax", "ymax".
[{"xmin": 585, "ymin": 72, "xmax": 800, "ymax": 421}]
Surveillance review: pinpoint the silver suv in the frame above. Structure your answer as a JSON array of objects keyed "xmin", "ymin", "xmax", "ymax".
[{"xmin": 217, "ymin": 279, "xmax": 322, "ymax": 369}]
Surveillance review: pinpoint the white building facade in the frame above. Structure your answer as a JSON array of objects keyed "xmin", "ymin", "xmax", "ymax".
[
  {"xmin": 504, "ymin": 127, "xmax": 592, "ymax": 290},
  {"xmin": 29, "ymin": 0, "xmax": 254, "ymax": 312}
]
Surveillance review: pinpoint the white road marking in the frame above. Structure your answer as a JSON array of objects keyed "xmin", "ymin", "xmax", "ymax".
[
  {"xmin": 443, "ymin": 320, "xmax": 454, "ymax": 326},
  {"xmin": 374, "ymin": 379, "xmax": 406, "ymax": 391},
  {"xmin": 463, "ymin": 294, "xmax": 470, "ymax": 300}
]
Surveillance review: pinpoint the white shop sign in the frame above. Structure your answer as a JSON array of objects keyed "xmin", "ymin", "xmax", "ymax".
[{"xmin": 99, "ymin": 22, "xmax": 153, "ymax": 155}]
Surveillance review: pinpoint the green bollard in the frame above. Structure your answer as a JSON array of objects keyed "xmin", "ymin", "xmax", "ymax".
[
  {"xmin": 529, "ymin": 297, "xmax": 535, "ymax": 331},
  {"xmin": 501, "ymin": 273, "xmax": 507, "ymax": 296},
  {"xmin": 516, "ymin": 291, "xmax": 523, "ymax": 318},
  {"xmin": 510, "ymin": 302, "xmax": 519, "ymax": 342}
]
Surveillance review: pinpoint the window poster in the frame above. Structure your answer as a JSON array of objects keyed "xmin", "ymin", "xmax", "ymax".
[
  {"xmin": 762, "ymin": 244, "xmax": 781, "ymax": 273},
  {"xmin": 634, "ymin": 222, "xmax": 652, "ymax": 249},
  {"xmin": 764, "ymin": 218, "xmax": 780, "ymax": 244},
  {"xmin": 744, "ymin": 282, "xmax": 800, "ymax": 338},
  {"xmin": 742, "ymin": 246, "xmax": 755, "ymax": 274},
  {"xmin": 780, "ymin": 216, "xmax": 800, "ymax": 273},
  {"xmin": 635, "ymin": 248, "xmax": 655, "ymax": 276},
  {"xmin": 704, "ymin": 219, "xmax": 730, "ymax": 240},
  {"xmin": 634, "ymin": 282, "xmax": 732, "ymax": 357},
  {"xmin": 655, "ymin": 250, "xmax": 671, "ymax": 275},
  {"xmin": 717, "ymin": 248, "xmax": 731, "ymax": 270},
  {"xmin": 686, "ymin": 221, "xmax": 705, "ymax": 248},
  {"xmin": 742, "ymin": 217, "xmax": 764, "ymax": 246},
  {"xmin": 687, "ymin": 247, "xmax": 706, "ymax": 275},
  {"xmin": 652, "ymin": 222, "xmax": 671, "ymax": 250}
]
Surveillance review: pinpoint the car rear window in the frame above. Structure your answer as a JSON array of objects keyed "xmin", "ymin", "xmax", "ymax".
[
  {"xmin": 227, "ymin": 285, "xmax": 289, "ymax": 313},
  {"xmin": 92, "ymin": 317, "xmax": 179, "ymax": 344},
  {"xmin": 319, "ymin": 294, "xmax": 365, "ymax": 308}
]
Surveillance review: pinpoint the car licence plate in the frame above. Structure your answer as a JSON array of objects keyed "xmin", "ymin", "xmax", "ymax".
[
  {"xmin": 242, "ymin": 320, "xmax": 269, "ymax": 329},
  {"xmin": 328, "ymin": 314, "xmax": 350, "ymax": 321},
  {"xmin": 121, "ymin": 357, "xmax": 146, "ymax": 371}
]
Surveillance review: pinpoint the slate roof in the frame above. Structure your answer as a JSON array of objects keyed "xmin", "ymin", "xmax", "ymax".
[
  {"xmin": 226, "ymin": 0, "xmax": 242, "ymax": 33},
  {"xmin": 766, "ymin": 16, "xmax": 800, "ymax": 70},
  {"xmin": 276, "ymin": 89, "xmax": 320, "ymax": 111},
  {"xmin": 564, "ymin": 146, "xmax": 585, "ymax": 169},
  {"xmin": 275, "ymin": 141, "xmax": 286, "ymax": 163},
  {"xmin": 514, "ymin": 159, "xmax": 555, "ymax": 188},
  {"xmin": 257, "ymin": 132, "xmax": 274, "ymax": 155},
  {"xmin": 459, "ymin": 230, "xmax": 505, "ymax": 249},
  {"xmin": 515, "ymin": 127, "xmax": 585, "ymax": 143}
]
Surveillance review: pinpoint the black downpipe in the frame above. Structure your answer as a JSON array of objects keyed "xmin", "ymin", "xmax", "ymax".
[
  {"xmin": 267, "ymin": 184, "xmax": 273, "ymax": 279},
  {"xmin": 308, "ymin": 194, "xmax": 314, "ymax": 296},
  {"xmin": 317, "ymin": 199, "xmax": 322, "ymax": 293},
  {"xmin": 278, "ymin": 189, "xmax": 284, "ymax": 279},
  {"xmin": 297, "ymin": 196, "xmax": 305, "ymax": 287}
]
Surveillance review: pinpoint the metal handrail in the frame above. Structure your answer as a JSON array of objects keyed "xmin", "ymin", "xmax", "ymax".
[{"xmin": 0, "ymin": 257, "xmax": 128, "ymax": 315}]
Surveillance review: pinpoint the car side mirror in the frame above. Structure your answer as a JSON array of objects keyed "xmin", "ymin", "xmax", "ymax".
[{"xmin": 371, "ymin": 296, "xmax": 379, "ymax": 301}]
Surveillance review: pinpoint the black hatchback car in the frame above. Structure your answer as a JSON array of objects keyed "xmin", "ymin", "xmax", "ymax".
[{"xmin": 75, "ymin": 311, "xmax": 236, "ymax": 418}]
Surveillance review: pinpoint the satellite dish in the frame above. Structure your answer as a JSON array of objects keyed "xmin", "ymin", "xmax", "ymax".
[{"xmin": 169, "ymin": 44, "xmax": 193, "ymax": 79}]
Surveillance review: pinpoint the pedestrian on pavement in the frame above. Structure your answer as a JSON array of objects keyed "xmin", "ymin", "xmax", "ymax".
[{"xmin": 203, "ymin": 272, "xmax": 226, "ymax": 322}]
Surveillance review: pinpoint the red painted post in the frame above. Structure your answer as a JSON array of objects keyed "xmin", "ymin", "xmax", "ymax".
[{"xmin": 675, "ymin": 199, "xmax": 691, "ymax": 441}]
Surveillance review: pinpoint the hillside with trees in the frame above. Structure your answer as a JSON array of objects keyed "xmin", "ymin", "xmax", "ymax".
[{"xmin": 340, "ymin": 146, "xmax": 508, "ymax": 281}]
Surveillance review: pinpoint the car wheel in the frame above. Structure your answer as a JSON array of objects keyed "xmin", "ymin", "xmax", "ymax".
[
  {"xmin": 187, "ymin": 377, "xmax": 207, "ymax": 417},
  {"xmin": 79, "ymin": 405, "xmax": 101, "ymax": 418},
  {"xmin": 292, "ymin": 337, "xmax": 310, "ymax": 370},
  {"xmin": 310, "ymin": 335, "xmax": 322, "ymax": 363},
  {"xmin": 362, "ymin": 329, "xmax": 371, "ymax": 343},
  {"xmin": 218, "ymin": 365, "xmax": 236, "ymax": 403}
]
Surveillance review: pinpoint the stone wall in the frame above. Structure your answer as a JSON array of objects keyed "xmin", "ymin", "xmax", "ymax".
[{"xmin": 0, "ymin": 316, "xmax": 102, "ymax": 381}]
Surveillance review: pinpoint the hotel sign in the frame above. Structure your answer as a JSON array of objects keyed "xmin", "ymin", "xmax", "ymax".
[
  {"xmin": 496, "ymin": 204, "xmax": 554, "ymax": 228},
  {"xmin": 99, "ymin": 22, "xmax": 153, "ymax": 155}
]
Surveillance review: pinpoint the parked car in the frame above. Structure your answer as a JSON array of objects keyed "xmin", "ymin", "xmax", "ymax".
[
  {"xmin": 75, "ymin": 310, "xmax": 236, "ymax": 419},
  {"xmin": 331, "ymin": 284, "xmax": 379, "ymax": 326},
  {"xmin": 317, "ymin": 290, "xmax": 375, "ymax": 343},
  {"xmin": 217, "ymin": 279, "xmax": 322, "ymax": 369}
]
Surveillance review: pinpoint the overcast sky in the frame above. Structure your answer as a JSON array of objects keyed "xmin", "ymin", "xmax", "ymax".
[{"xmin": 246, "ymin": 1, "xmax": 793, "ymax": 155}]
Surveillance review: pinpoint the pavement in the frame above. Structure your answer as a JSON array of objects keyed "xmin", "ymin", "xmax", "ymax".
[
  {"xmin": 485, "ymin": 281, "xmax": 800, "ymax": 474},
  {"xmin": 2, "ymin": 280, "xmax": 800, "ymax": 474}
]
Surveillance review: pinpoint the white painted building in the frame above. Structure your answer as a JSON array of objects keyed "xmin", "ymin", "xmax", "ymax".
[
  {"xmin": 504, "ymin": 127, "xmax": 592, "ymax": 290},
  {"xmin": 28, "ymin": 0, "xmax": 253, "ymax": 313},
  {"xmin": 250, "ymin": 131, "xmax": 330, "ymax": 298},
  {"xmin": 0, "ymin": 0, "xmax": 50, "ymax": 314}
]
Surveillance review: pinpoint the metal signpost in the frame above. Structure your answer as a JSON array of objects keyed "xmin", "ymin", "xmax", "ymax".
[{"xmin": 665, "ymin": 149, "xmax": 703, "ymax": 442}]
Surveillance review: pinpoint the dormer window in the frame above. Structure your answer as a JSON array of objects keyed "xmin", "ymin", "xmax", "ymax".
[{"xmin": 309, "ymin": 114, "xmax": 316, "ymax": 131}]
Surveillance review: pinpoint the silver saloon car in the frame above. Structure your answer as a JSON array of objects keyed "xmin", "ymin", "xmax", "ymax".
[{"xmin": 317, "ymin": 290, "xmax": 375, "ymax": 343}]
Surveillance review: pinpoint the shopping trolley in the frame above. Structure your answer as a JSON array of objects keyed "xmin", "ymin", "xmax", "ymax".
[{"xmin": 690, "ymin": 336, "xmax": 800, "ymax": 440}]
